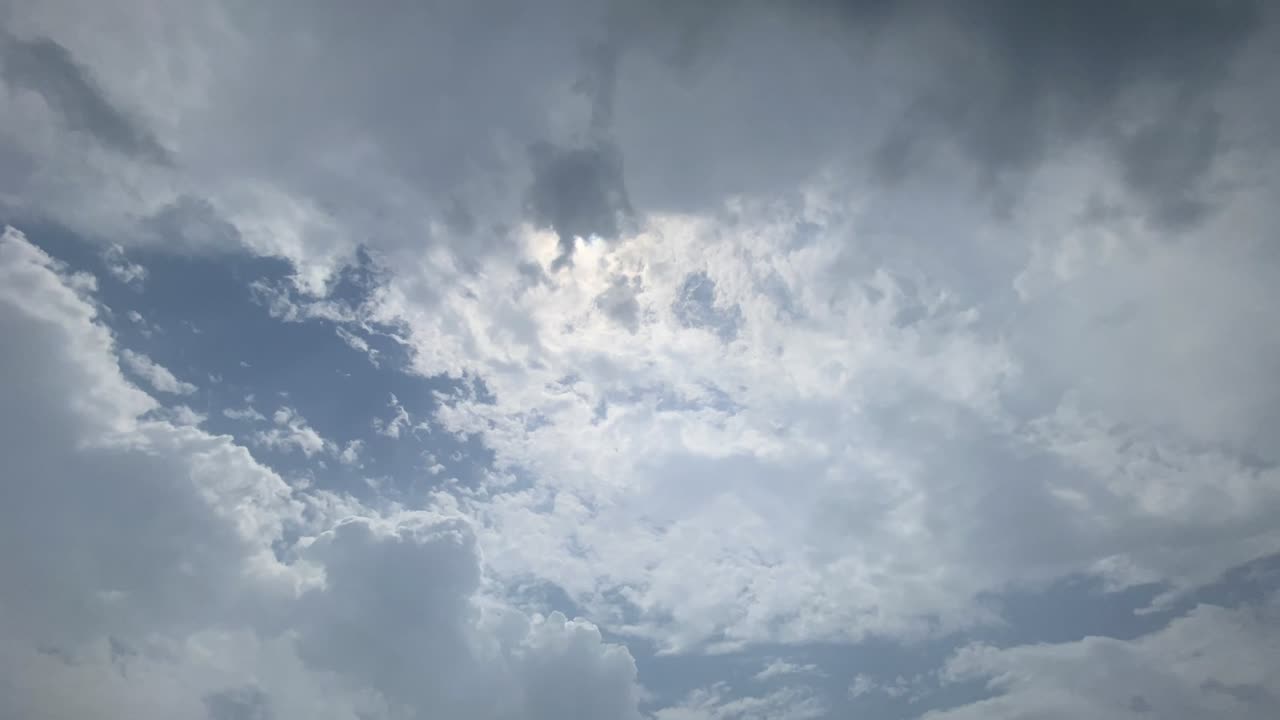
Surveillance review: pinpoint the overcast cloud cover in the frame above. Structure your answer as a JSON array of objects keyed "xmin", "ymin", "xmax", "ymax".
[{"xmin": 2, "ymin": 1, "xmax": 1279, "ymax": 718}]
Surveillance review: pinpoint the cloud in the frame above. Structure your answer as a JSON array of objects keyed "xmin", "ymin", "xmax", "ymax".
[
  {"xmin": 292, "ymin": 515, "xmax": 644, "ymax": 719},
  {"xmin": 671, "ymin": 272, "xmax": 741, "ymax": 342},
  {"xmin": 595, "ymin": 273, "xmax": 643, "ymax": 334},
  {"xmin": 1, "ymin": 0, "xmax": 1279, "ymax": 712},
  {"xmin": 2, "ymin": 0, "xmax": 1274, "ymax": 277},
  {"xmin": 224, "ymin": 404, "xmax": 267, "ymax": 423},
  {"xmin": 11, "ymin": 0, "xmax": 1255, "ymax": 656},
  {"xmin": 102, "ymin": 243, "xmax": 147, "ymax": 287},
  {"xmin": 162, "ymin": 404, "xmax": 207, "ymax": 427},
  {"xmin": 334, "ymin": 326, "xmax": 380, "ymax": 367},
  {"xmin": 252, "ymin": 406, "xmax": 333, "ymax": 458},
  {"xmin": 527, "ymin": 140, "xmax": 633, "ymax": 270},
  {"xmin": 0, "ymin": 225, "xmax": 644, "ymax": 720},
  {"xmin": 372, "ymin": 393, "xmax": 423, "ymax": 439},
  {"xmin": 926, "ymin": 597, "xmax": 1280, "ymax": 720},
  {"xmin": 119, "ymin": 348, "xmax": 197, "ymax": 395},
  {"xmin": 0, "ymin": 224, "xmax": 294, "ymax": 653},
  {"xmin": 204, "ymin": 686, "xmax": 271, "ymax": 720},
  {"xmin": 867, "ymin": 0, "xmax": 1261, "ymax": 212},
  {"xmin": 754, "ymin": 659, "xmax": 823, "ymax": 682},
  {"xmin": 338, "ymin": 440, "xmax": 363, "ymax": 467},
  {"xmin": 140, "ymin": 195, "xmax": 244, "ymax": 253},
  {"xmin": 389, "ymin": 210, "xmax": 1009, "ymax": 648},
  {"xmin": 0, "ymin": 30, "xmax": 171, "ymax": 163},
  {"xmin": 848, "ymin": 673, "xmax": 919, "ymax": 701},
  {"xmin": 653, "ymin": 683, "xmax": 826, "ymax": 720},
  {"xmin": 381, "ymin": 188, "xmax": 1280, "ymax": 654},
  {"xmin": 124, "ymin": 309, "xmax": 158, "ymax": 337}
]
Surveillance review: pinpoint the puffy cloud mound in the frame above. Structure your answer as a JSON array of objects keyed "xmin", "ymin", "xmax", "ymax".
[
  {"xmin": 0, "ymin": 226, "xmax": 642, "ymax": 720},
  {"xmin": 928, "ymin": 597, "xmax": 1280, "ymax": 720}
]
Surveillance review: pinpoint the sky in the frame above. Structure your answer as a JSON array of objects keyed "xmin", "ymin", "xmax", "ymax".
[{"xmin": 1, "ymin": 1, "xmax": 1279, "ymax": 718}]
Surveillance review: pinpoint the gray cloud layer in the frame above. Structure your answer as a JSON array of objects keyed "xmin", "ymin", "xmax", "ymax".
[
  {"xmin": 0, "ymin": 30, "xmax": 171, "ymax": 164},
  {"xmin": 1, "ymin": 0, "xmax": 1272, "ymax": 256}
]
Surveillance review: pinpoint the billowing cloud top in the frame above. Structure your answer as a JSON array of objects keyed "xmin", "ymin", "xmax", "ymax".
[{"xmin": 1, "ymin": 1, "xmax": 1279, "ymax": 718}]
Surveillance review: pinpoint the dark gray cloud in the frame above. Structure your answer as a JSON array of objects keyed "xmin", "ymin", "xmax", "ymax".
[
  {"xmin": 1202, "ymin": 679, "xmax": 1278, "ymax": 708},
  {"xmin": 602, "ymin": 0, "xmax": 1265, "ymax": 226},
  {"xmin": 443, "ymin": 197, "xmax": 477, "ymax": 237},
  {"xmin": 526, "ymin": 140, "xmax": 632, "ymax": 270},
  {"xmin": 204, "ymin": 687, "xmax": 272, "ymax": 720},
  {"xmin": 2, "ymin": 0, "xmax": 1269, "ymax": 271},
  {"xmin": 868, "ymin": 0, "xmax": 1262, "ymax": 223},
  {"xmin": 0, "ymin": 31, "xmax": 171, "ymax": 164},
  {"xmin": 1117, "ymin": 108, "xmax": 1222, "ymax": 228}
]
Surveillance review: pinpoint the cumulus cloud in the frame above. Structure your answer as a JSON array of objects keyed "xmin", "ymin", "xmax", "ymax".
[
  {"xmin": 376, "ymin": 191, "xmax": 1275, "ymax": 654},
  {"xmin": 653, "ymin": 683, "xmax": 826, "ymax": 720},
  {"xmin": 5, "ymin": 0, "xmax": 1263, "ymax": 659},
  {"xmin": 251, "ymin": 407, "xmax": 334, "ymax": 458},
  {"xmin": 162, "ymin": 404, "xmax": 207, "ymax": 427},
  {"xmin": 926, "ymin": 597, "xmax": 1280, "ymax": 720},
  {"xmin": 0, "ymin": 225, "xmax": 644, "ymax": 720},
  {"xmin": 119, "ymin": 348, "xmax": 197, "ymax": 395},
  {"xmin": 224, "ymin": 403, "xmax": 267, "ymax": 423},
  {"xmin": 849, "ymin": 673, "xmax": 920, "ymax": 701},
  {"xmin": 102, "ymin": 243, "xmax": 147, "ymax": 287},
  {"xmin": 0, "ymin": 224, "xmax": 296, "ymax": 663},
  {"xmin": 2, "ymin": 0, "xmax": 1279, "ymax": 714},
  {"xmin": 338, "ymin": 439, "xmax": 364, "ymax": 467}
]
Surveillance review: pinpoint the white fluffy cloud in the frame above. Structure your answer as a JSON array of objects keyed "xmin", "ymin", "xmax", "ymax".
[
  {"xmin": 252, "ymin": 406, "xmax": 334, "ymax": 458},
  {"xmin": 926, "ymin": 597, "xmax": 1280, "ymax": 720},
  {"xmin": 119, "ymin": 348, "xmax": 197, "ymax": 395},
  {"xmin": 102, "ymin": 243, "xmax": 147, "ymax": 287},
  {"xmin": 358, "ymin": 181, "xmax": 1280, "ymax": 652},
  {"xmin": 755, "ymin": 660, "xmax": 823, "ymax": 682},
  {"xmin": 0, "ymin": 225, "xmax": 643, "ymax": 720},
  {"xmin": 653, "ymin": 683, "xmax": 826, "ymax": 720}
]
